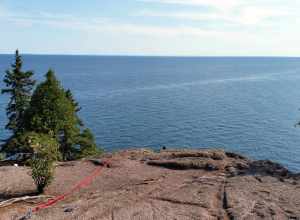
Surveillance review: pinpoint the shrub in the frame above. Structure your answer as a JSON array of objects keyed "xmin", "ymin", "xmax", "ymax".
[
  {"xmin": 27, "ymin": 133, "xmax": 60, "ymax": 193},
  {"xmin": 30, "ymin": 157, "xmax": 55, "ymax": 193}
]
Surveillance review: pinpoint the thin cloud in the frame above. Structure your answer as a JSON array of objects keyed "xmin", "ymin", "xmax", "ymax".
[
  {"xmin": 0, "ymin": 5, "xmax": 290, "ymax": 42},
  {"xmin": 138, "ymin": 6, "xmax": 290, "ymax": 27},
  {"xmin": 0, "ymin": 10, "xmax": 108, "ymax": 30},
  {"xmin": 1, "ymin": 1, "xmax": 300, "ymax": 55},
  {"xmin": 238, "ymin": 6, "xmax": 289, "ymax": 25},
  {"xmin": 0, "ymin": 8, "xmax": 258, "ymax": 41},
  {"xmin": 138, "ymin": 0, "xmax": 295, "ymax": 28},
  {"xmin": 140, "ymin": 0, "xmax": 243, "ymax": 11}
]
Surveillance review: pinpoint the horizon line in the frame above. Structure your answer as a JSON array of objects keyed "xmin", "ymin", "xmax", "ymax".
[{"xmin": 0, "ymin": 53, "xmax": 300, "ymax": 58}]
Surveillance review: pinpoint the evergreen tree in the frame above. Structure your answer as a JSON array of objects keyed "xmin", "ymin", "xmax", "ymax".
[
  {"xmin": 25, "ymin": 70, "xmax": 80, "ymax": 160},
  {"xmin": 3, "ymin": 65, "xmax": 99, "ymax": 160},
  {"xmin": 1, "ymin": 50, "xmax": 35, "ymax": 133},
  {"xmin": 64, "ymin": 90, "xmax": 100, "ymax": 159},
  {"xmin": 25, "ymin": 70, "xmax": 78, "ymax": 136},
  {"xmin": 25, "ymin": 70, "xmax": 99, "ymax": 160}
]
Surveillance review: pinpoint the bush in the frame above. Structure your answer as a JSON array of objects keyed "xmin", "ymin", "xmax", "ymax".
[
  {"xmin": 27, "ymin": 133, "xmax": 61, "ymax": 193},
  {"xmin": 30, "ymin": 157, "xmax": 55, "ymax": 193}
]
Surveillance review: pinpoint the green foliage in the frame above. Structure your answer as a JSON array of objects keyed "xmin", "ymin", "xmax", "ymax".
[
  {"xmin": 77, "ymin": 129, "xmax": 102, "ymax": 158},
  {"xmin": 65, "ymin": 89, "xmax": 81, "ymax": 114},
  {"xmin": 1, "ymin": 132, "xmax": 34, "ymax": 155},
  {"xmin": 25, "ymin": 70, "xmax": 81, "ymax": 160},
  {"xmin": 26, "ymin": 132, "xmax": 61, "ymax": 161},
  {"xmin": 28, "ymin": 133, "xmax": 60, "ymax": 193},
  {"xmin": 59, "ymin": 128, "xmax": 80, "ymax": 161},
  {"xmin": 30, "ymin": 157, "xmax": 54, "ymax": 193},
  {"xmin": 59, "ymin": 89, "xmax": 84, "ymax": 160},
  {"xmin": 1, "ymin": 50, "xmax": 35, "ymax": 133},
  {"xmin": 25, "ymin": 70, "xmax": 78, "ymax": 135},
  {"xmin": 24, "ymin": 70, "xmax": 102, "ymax": 160},
  {"xmin": 1, "ymin": 52, "xmax": 102, "ymax": 161},
  {"xmin": 0, "ymin": 153, "xmax": 6, "ymax": 161}
]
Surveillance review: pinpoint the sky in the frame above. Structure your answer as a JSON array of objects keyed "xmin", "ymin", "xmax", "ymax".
[{"xmin": 0, "ymin": 0, "xmax": 300, "ymax": 56}]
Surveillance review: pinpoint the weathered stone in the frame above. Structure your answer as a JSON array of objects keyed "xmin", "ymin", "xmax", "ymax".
[{"xmin": 0, "ymin": 148, "xmax": 299, "ymax": 220}]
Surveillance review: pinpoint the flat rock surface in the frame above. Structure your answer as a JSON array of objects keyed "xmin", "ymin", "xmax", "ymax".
[{"xmin": 0, "ymin": 148, "xmax": 299, "ymax": 220}]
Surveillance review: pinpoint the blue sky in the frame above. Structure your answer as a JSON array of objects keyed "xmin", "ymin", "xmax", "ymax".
[{"xmin": 0, "ymin": 0, "xmax": 299, "ymax": 56}]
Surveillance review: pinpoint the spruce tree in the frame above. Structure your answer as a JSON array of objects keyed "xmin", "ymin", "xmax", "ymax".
[
  {"xmin": 25, "ymin": 70, "xmax": 99, "ymax": 160},
  {"xmin": 25, "ymin": 70, "xmax": 80, "ymax": 160},
  {"xmin": 26, "ymin": 70, "xmax": 77, "ymax": 133},
  {"xmin": 1, "ymin": 55, "xmax": 101, "ymax": 192},
  {"xmin": 1, "ymin": 50, "xmax": 35, "ymax": 133}
]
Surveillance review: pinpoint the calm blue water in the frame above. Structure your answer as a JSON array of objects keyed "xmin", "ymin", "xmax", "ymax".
[{"xmin": 0, "ymin": 55, "xmax": 300, "ymax": 171}]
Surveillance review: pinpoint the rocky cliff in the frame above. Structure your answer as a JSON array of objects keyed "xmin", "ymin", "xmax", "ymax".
[{"xmin": 0, "ymin": 149, "xmax": 299, "ymax": 219}]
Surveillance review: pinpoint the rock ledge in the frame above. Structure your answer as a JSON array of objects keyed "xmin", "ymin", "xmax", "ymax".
[{"xmin": 0, "ymin": 148, "xmax": 299, "ymax": 220}]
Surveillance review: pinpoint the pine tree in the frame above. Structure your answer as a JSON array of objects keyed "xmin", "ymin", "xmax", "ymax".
[{"xmin": 1, "ymin": 50, "xmax": 35, "ymax": 133}]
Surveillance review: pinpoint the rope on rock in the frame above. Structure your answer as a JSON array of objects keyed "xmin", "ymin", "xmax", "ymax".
[{"xmin": 18, "ymin": 160, "xmax": 109, "ymax": 220}]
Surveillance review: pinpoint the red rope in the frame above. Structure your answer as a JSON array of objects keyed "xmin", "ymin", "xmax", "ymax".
[{"xmin": 32, "ymin": 161, "xmax": 108, "ymax": 213}]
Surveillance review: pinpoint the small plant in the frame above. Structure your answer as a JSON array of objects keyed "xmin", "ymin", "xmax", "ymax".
[
  {"xmin": 27, "ymin": 133, "xmax": 61, "ymax": 193},
  {"xmin": 30, "ymin": 157, "xmax": 55, "ymax": 193}
]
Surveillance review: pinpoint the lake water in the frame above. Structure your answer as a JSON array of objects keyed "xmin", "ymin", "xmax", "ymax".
[{"xmin": 0, "ymin": 55, "xmax": 300, "ymax": 171}]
